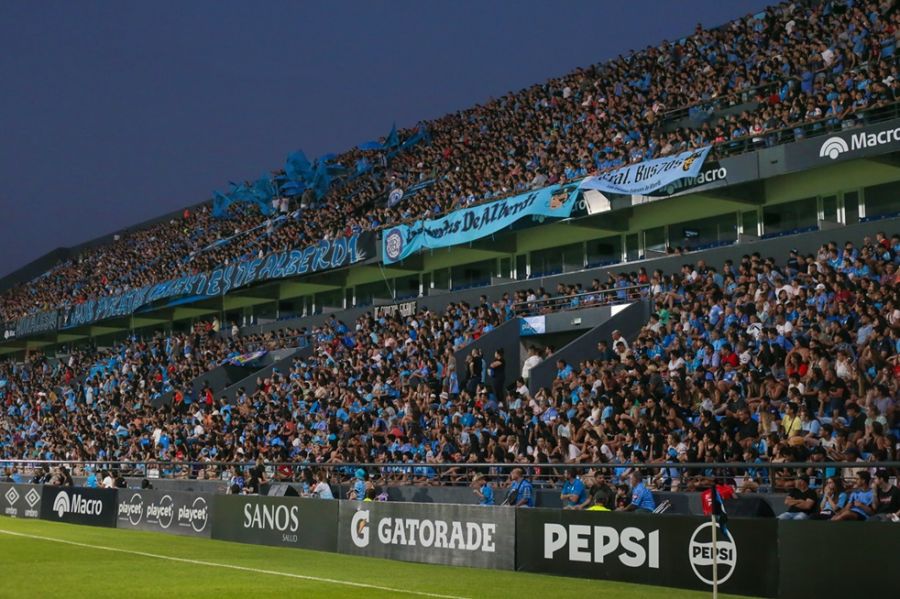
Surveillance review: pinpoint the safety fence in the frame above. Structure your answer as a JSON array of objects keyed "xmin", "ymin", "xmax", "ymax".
[
  {"xmin": 3, "ymin": 460, "xmax": 897, "ymax": 494},
  {"xmin": 0, "ymin": 482, "xmax": 894, "ymax": 598}
]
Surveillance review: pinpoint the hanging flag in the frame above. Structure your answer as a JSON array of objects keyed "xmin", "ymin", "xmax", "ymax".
[{"xmin": 384, "ymin": 122, "xmax": 399, "ymax": 149}]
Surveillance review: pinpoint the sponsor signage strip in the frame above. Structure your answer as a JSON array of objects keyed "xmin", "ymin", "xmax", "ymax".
[
  {"xmin": 39, "ymin": 486, "xmax": 118, "ymax": 528},
  {"xmin": 211, "ymin": 495, "xmax": 338, "ymax": 551},
  {"xmin": 515, "ymin": 509, "xmax": 777, "ymax": 598},
  {"xmin": 115, "ymin": 489, "xmax": 213, "ymax": 537},
  {"xmin": 338, "ymin": 500, "xmax": 516, "ymax": 570},
  {"xmin": 783, "ymin": 118, "xmax": 900, "ymax": 173},
  {"xmin": 0, "ymin": 482, "xmax": 42, "ymax": 519}
]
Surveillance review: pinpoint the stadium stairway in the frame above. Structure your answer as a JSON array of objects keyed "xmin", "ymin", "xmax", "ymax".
[
  {"xmin": 452, "ymin": 317, "xmax": 522, "ymax": 391},
  {"xmin": 216, "ymin": 345, "xmax": 312, "ymax": 403},
  {"xmin": 527, "ymin": 300, "xmax": 651, "ymax": 394},
  {"xmin": 150, "ymin": 346, "xmax": 306, "ymax": 407}
]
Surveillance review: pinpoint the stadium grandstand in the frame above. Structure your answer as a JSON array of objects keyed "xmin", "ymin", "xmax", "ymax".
[{"xmin": 1, "ymin": 1, "xmax": 898, "ymax": 598}]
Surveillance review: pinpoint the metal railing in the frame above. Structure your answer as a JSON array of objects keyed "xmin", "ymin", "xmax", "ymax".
[
  {"xmin": 511, "ymin": 284, "xmax": 650, "ymax": 316},
  {"xmin": 3, "ymin": 459, "xmax": 897, "ymax": 494}
]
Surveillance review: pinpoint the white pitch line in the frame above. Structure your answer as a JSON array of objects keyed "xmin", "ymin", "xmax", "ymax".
[{"xmin": 0, "ymin": 528, "xmax": 470, "ymax": 599}]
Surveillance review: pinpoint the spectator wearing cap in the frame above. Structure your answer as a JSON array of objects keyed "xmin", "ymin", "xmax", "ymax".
[
  {"xmin": 778, "ymin": 475, "xmax": 818, "ymax": 520},
  {"xmin": 348, "ymin": 469, "xmax": 367, "ymax": 500}
]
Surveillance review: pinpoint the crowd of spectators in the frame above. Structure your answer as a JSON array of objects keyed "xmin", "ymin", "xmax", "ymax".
[
  {"xmin": 0, "ymin": 232, "xmax": 897, "ymax": 520},
  {"xmin": 4, "ymin": 0, "xmax": 900, "ymax": 326}
]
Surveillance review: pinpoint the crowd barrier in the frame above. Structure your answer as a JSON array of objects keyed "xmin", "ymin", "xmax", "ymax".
[{"xmin": 0, "ymin": 483, "xmax": 894, "ymax": 598}]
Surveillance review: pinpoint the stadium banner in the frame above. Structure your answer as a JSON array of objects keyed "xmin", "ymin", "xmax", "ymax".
[
  {"xmin": 382, "ymin": 183, "xmax": 582, "ymax": 265},
  {"xmin": 46, "ymin": 231, "xmax": 375, "ymax": 332},
  {"xmin": 579, "ymin": 146, "xmax": 712, "ymax": 195},
  {"xmin": 0, "ymin": 482, "xmax": 42, "ymax": 519},
  {"xmin": 15, "ymin": 310, "xmax": 58, "ymax": 338},
  {"xmin": 211, "ymin": 494, "xmax": 338, "ymax": 551},
  {"xmin": 40, "ymin": 486, "xmax": 118, "ymax": 528},
  {"xmin": 337, "ymin": 500, "xmax": 516, "ymax": 570},
  {"xmin": 515, "ymin": 509, "xmax": 777, "ymax": 598},
  {"xmin": 372, "ymin": 300, "xmax": 417, "ymax": 319},
  {"xmin": 783, "ymin": 117, "xmax": 900, "ymax": 173},
  {"xmin": 115, "ymin": 489, "xmax": 213, "ymax": 537}
]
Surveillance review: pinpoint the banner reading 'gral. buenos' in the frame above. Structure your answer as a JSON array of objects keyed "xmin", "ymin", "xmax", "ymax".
[
  {"xmin": 382, "ymin": 183, "xmax": 581, "ymax": 264},
  {"xmin": 579, "ymin": 147, "xmax": 712, "ymax": 196},
  {"xmin": 338, "ymin": 500, "xmax": 516, "ymax": 570}
]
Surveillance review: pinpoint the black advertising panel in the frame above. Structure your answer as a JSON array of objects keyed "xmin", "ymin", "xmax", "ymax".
[
  {"xmin": 40, "ymin": 486, "xmax": 117, "ymax": 528},
  {"xmin": 337, "ymin": 500, "xmax": 516, "ymax": 570},
  {"xmin": 778, "ymin": 520, "xmax": 897, "ymax": 598},
  {"xmin": 516, "ymin": 509, "xmax": 777, "ymax": 598},
  {"xmin": 116, "ymin": 489, "xmax": 212, "ymax": 537},
  {"xmin": 783, "ymin": 118, "xmax": 900, "ymax": 173},
  {"xmin": 211, "ymin": 495, "xmax": 337, "ymax": 552},
  {"xmin": 0, "ymin": 483, "xmax": 42, "ymax": 519}
]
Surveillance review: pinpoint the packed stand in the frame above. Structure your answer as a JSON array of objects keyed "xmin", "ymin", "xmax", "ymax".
[{"xmin": 4, "ymin": 1, "xmax": 900, "ymax": 324}]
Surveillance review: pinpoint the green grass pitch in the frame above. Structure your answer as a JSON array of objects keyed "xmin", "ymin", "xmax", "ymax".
[{"xmin": 0, "ymin": 517, "xmax": 746, "ymax": 598}]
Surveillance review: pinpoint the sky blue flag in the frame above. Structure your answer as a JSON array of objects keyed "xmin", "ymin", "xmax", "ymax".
[
  {"xmin": 357, "ymin": 140, "xmax": 383, "ymax": 151},
  {"xmin": 384, "ymin": 122, "xmax": 399, "ymax": 148},
  {"xmin": 355, "ymin": 157, "xmax": 372, "ymax": 175},
  {"xmin": 311, "ymin": 160, "xmax": 331, "ymax": 199},
  {"xmin": 285, "ymin": 150, "xmax": 312, "ymax": 182}
]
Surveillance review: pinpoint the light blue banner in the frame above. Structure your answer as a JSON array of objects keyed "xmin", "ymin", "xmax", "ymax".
[
  {"xmin": 579, "ymin": 147, "xmax": 712, "ymax": 195},
  {"xmin": 382, "ymin": 183, "xmax": 580, "ymax": 264}
]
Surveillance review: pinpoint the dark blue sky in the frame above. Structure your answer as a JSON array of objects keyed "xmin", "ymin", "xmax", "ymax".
[{"xmin": 0, "ymin": 0, "xmax": 770, "ymax": 277}]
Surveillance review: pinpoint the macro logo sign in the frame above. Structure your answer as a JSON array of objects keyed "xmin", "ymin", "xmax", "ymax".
[
  {"xmin": 384, "ymin": 229, "xmax": 405, "ymax": 263},
  {"xmin": 41, "ymin": 486, "xmax": 116, "ymax": 527},
  {"xmin": 819, "ymin": 136, "xmax": 849, "ymax": 160},
  {"xmin": 0, "ymin": 484, "xmax": 41, "ymax": 519},
  {"xmin": 817, "ymin": 125, "xmax": 900, "ymax": 161},
  {"xmin": 688, "ymin": 522, "xmax": 737, "ymax": 585},
  {"xmin": 350, "ymin": 509, "xmax": 370, "ymax": 548}
]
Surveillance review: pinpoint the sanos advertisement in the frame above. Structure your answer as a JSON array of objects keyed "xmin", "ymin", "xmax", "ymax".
[
  {"xmin": 515, "ymin": 510, "xmax": 777, "ymax": 598},
  {"xmin": 116, "ymin": 490, "xmax": 212, "ymax": 537},
  {"xmin": 211, "ymin": 495, "xmax": 337, "ymax": 551},
  {"xmin": 338, "ymin": 501, "xmax": 515, "ymax": 570},
  {"xmin": 0, "ymin": 483, "xmax": 42, "ymax": 519},
  {"xmin": 40, "ymin": 486, "xmax": 117, "ymax": 528}
]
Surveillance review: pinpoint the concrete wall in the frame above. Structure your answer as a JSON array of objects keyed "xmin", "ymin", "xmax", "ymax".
[
  {"xmin": 528, "ymin": 301, "xmax": 651, "ymax": 393},
  {"xmin": 452, "ymin": 317, "xmax": 522, "ymax": 391}
]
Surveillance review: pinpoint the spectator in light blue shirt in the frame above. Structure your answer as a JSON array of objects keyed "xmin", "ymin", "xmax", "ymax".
[
  {"xmin": 561, "ymin": 469, "xmax": 589, "ymax": 509},
  {"xmin": 473, "ymin": 475, "xmax": 495, "ymax": 506},
  {"xmin": 619, "ymin": 471, "xmax": 656, "ymax": 513},
  {"xmin": 833, "ymin": 471, "xmax": 875, "ymax": 521},
  {"xmin": 504, "ymin": 468, "xmax": 534, "ymax": 507}
]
